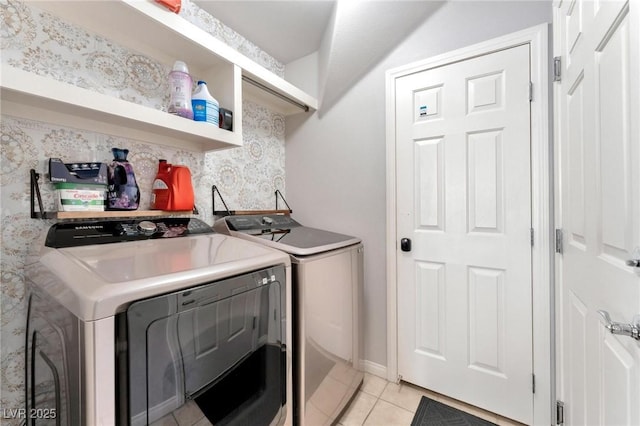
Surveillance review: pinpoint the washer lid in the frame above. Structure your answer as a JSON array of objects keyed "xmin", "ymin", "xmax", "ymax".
[
  {"xmin": 220, "ymin": 214, "xmax": 361, "ymax": 256},
  {"xmin": 236, "ymin": 226, "xmax": 361, "ymax": 256}
]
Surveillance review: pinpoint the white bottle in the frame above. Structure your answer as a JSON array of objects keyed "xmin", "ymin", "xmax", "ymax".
[
  {"xmin": 168, "ymin": 61, "xmax": 193, "ymax": 119},
  {"xmin": 191, "ymin": 81, "xmax": 219, "ymax": 126}
]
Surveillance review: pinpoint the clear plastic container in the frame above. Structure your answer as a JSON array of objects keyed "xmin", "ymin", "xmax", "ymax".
[
  {"xmin": 191, "ymin": 81, "xmax": 219, "ymax": 126},
  {"xmin": 167, "ymin": 61, "xmax": 194, "ymax": 119}
]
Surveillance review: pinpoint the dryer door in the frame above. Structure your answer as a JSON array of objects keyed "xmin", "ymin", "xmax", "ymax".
[{"xmin": 119, "ymin": 265, "xmax": 287, "ymax": 426}]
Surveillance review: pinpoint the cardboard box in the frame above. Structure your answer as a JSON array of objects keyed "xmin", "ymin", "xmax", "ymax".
[
  {"xmin": 49, "ymin": 158, "xmax": 108, "ymax": 185},
  {"xmin": 54, "ymin": 183, "xmax": 105, "ymax": 212},
  {"xmin": 49, "ymin": 158, "xmax": 107, "ymax": 211}
]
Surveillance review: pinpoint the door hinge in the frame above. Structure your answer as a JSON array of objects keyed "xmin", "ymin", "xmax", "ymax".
[
  {"xmin": 555, "ymin": 228, "xmax": 564, "ymax": 254},
  {"xmin": 556, "ymin": 400, "xmax": 565, "ymax": 425},
  {"xmin": 553, "ymin": 56, "xmax": 562, "ymax": 82},
  {"xmin": 530, "ymin": 228, "xmax": 534, "ymax": 247},
  {"xmin": 529, "ymin": 81, "xmax": 533, "ymax": 102},
  {"xmin": 532, "ymin": 373, "xmax": 536, "ymax": 393}
]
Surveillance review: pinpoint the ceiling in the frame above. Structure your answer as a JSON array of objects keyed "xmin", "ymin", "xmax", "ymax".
[
  {"xmin": 193, "ymin": 0, "xmax": 336, "ymax": 65},
  {"xmin": 193, "ymin": 0, "xmax": 444, "ymax": 110}
]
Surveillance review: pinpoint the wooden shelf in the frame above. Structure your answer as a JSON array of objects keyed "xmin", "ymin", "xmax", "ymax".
[
  {"xmin": 55, "ymin": 210, "xmax": 193, "ymax": 220},
  {"xmin": 30, "ymin": 169, "xmax": 194, "ymax": 221}
]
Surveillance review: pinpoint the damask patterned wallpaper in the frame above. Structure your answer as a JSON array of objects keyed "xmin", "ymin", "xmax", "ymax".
[{"xmin": 0, "ymin": 0, "xmax": 286, "ymax": 419}]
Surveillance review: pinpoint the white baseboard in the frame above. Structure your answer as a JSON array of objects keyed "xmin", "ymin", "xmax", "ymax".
[{"xmin": 362, "ymin": 360, "xmax": 387, "ymax": 379}]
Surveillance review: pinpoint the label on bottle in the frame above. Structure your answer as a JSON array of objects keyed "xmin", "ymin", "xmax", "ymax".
[
  {"xmin": 152, "ymin": 179, "xmax": 169, "ymax": 189},
  {"xmin": 168, "ymin": 71, "xmax": 193, "ymax": 119},
  {"xmin": 206, "ymin": 100, "xmax": 219, "ymax": 125},
  {"xmin": 192, "ymin": 99, "xmax": 207, "ymax": 122},
  {"xmin": 192, "ymin": 99, "xmax": 219, "ymax": 125}
]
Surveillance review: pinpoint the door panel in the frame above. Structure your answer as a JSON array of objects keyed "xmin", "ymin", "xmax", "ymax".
[
  {"xmin": 567, "ymin": 74, "xmax": 586, "ymax": 247},
  {"xmin": 396, "ymin": 44, "xmax": 533, "ymax": 423},
  {"xmin": 468, "ymin": 266, "xmax": 506, "ymax": 376},
  {"xmin": 415, "ymin": 138, "xmax": 444, "ymax": 230},
  {"xmin": 597, "ymin": 16, "xmax": 631, "ymax": 262},
  {"xmin": 467, "ymin": 130, "xmax": 503, "ymax": 233},
  {"xmin": 568, "ymin": 291, "xmax": 588, "ymax": 424},
  {"xmin": 467, "ymin": 71, "xmax": 505, "ymax": 114},
  {"xmin": 415, "ymin": 262, "xmax": 445, "ymax": 359},
  {"xmin": 555, "ymin": 1, "xmax": 640, "ymax": 425}
]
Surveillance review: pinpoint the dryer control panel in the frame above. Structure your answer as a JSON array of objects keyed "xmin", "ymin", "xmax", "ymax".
[{"xmin": 45, "ymin": 217, "xmax": 213, "ymax": 248}]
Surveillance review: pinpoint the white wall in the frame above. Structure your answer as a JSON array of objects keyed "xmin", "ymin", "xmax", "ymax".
[
  {"xmin": 286, "ymin": 1, "xmax": 552, "ymax": 369},
  {"xmin": 285, "ymin": 51, "xmax": 320, "ymax": 98}
]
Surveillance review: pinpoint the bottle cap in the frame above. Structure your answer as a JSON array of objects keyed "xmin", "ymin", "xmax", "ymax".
[
  {"xmin": 172, "ymin": 60, "xmax": 189, "ymax": 73},
  {"xmin": 197, "ymin": 80, "xmax": 207, "ymax": 85}
]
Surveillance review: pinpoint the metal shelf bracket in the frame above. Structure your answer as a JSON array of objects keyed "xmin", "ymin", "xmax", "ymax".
[
  {"xmin": 212, "ymin": 186, "xmax": 292, "ymax": 217},
  {"xmin": 30, "ymin": 169, "xmax": 53, "ymax": 219}
]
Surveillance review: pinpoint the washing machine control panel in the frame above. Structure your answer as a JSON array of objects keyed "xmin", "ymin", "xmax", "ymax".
[
  {"xmin": 226, "ymin": 214, "xmax": 300, "ymax": 233},
  {"xmin": 45, "ymin": 217, "xmax": 214, "ymax": 248}
]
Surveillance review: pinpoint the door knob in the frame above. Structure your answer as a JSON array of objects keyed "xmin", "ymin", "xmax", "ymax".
[
  {"xmin": 627, "ymin": 247, "xmax": 640, "ymax": 267},
  {"xmin": 597, "ymin": 310, "xmax": 640, "ymax": 341},
  {"xmin": 626, "ymin": 259, "xmax": 640, "ymax": 268},
  {"xmin": 400, "ymin": 238, "xmax": 412, "ymax": 252}
]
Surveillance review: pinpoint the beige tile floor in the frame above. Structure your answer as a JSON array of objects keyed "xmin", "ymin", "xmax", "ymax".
[
  {"xmin": 150, "ymin": 373, "xmax": 528, "ymax": 426},
  {"xmin": 149, "ymin": 400, "xmax": 213, "ymax": 426},
  {"xmin": 337, "ymin": 373, "xmax": 528, "ymax": 426}
]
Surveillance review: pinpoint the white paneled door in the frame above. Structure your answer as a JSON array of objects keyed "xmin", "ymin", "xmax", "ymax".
[
  {"xmin": 396, "ymin": 45, "xmax": 533, "ymax": 424},
  {"xmin": 555, "ymin": 1, "xmax": 640, "ymax": 425}
]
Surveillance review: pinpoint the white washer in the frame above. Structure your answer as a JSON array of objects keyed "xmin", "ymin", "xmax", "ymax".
[
  {"xmin": 215, "ymin": 214, "xmax": 364, "ymax": 426},
  {"xmin": 25, "ymin": 217, "xmax": 292, "ymax": 426}
]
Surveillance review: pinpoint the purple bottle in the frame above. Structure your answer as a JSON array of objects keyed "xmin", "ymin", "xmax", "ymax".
[{"xmin": 167, "ymin": 60, "xmax": 194, "ymax": 119}]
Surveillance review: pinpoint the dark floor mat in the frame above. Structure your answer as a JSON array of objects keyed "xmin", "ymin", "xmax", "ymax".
[{"xmin": 411, "ymin": 396, "xmax": 497, "ymax": 426}]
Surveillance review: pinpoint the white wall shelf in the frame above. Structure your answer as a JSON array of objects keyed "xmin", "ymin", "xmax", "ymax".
[
  {"xmin": 25, "ymin": 0, "xmax": 317, "ymax": 124},
  {"xmin": 1, "ymin": 66, "xmax": 241, "ymax": 152},
  {"xmin": 2, "ymin": 0, "xmax": 318, "ymax": 153}
]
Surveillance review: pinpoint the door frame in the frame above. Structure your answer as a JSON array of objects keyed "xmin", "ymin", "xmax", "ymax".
[{"xmin": 385, "ymin": 24, "xmax": 553, "ymax": 425}]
